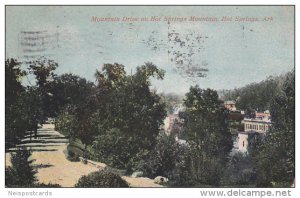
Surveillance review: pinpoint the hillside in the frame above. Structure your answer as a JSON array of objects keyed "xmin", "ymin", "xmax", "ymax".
[{"xmin": 218, "ymin": 70, "xmax": 294, "ymax": 112}]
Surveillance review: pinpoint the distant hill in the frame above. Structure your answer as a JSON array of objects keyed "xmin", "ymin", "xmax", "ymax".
[{"xmin": 218, "ymin": 70, "xmax": 294, "ymax": 112}]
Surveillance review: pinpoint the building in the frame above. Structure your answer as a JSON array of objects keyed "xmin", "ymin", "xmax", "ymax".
[
  {"xmin": 224, "ymin": 100, "xmax": 237, "ymax": 111},
  {"xmin": 164, "ymin": 104, "xmax": 184, "ymax": 135},
  {"xmin": 236, "ymin": 111, "xmax": 272, "ymax": 153},
  {"xmin": 244, "ymin": 111, "xmax": 271, "ymax": 133},
  {"xmin": 237, "ymin": 131, "xmax": 257, "ymax": 153}
]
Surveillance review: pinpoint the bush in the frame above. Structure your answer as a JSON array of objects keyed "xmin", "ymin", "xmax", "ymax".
[
  {"xmin": 75, "ymin": 170, "xmax": 129, "ymax": 187},
  {"xmin": 5, "ymin": 167, "xmax": 18, "ymax": 187},
  {"xmin": 92, "ymin": 128, "xmax": 138, "ymax": 169},
  {"xmin": 6, "ymin": 149, "xmax": 37, "ymax": 187},
  {"xmin": 65, "ymin": 138, "xmax": 96, "ymax": 162},
  {"xmin": 129, "ymin": 134, "xmax": 182, "ymax": 179},
  {"xmin": 65, "ymin": 148, "xmax": 80, "ymax": 162}
]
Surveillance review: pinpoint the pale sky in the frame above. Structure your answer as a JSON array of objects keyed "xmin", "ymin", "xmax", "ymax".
[{"xmin": 6, "ymin": 6, "xmax": 294, "ymax": 94}]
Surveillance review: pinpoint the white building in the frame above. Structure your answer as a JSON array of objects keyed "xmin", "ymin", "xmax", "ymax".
[
  {"xmin": 244, "ymin": 118, "xmax": 271, "ymax": 133},
  {"xmin": 237, "ymin": 111, "xmax": 272, "ymax": 153},
  {"xmin": 237, "ymin": 131, "xmax": 257, "ymax": 153}
]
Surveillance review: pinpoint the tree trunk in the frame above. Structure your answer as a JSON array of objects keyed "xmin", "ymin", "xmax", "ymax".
[{"xmin": 34, "ymin": 123, "xmax": 38, "ymax": 139}]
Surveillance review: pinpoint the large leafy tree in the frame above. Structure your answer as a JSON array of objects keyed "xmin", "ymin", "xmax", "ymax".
[
  {"xmin": 253, "ymin": 71, "xmax": 295, "ymax": 187},
  {"xmin": 28, "ymin": 59, "xmax": 58, "ymax": 119},
  {"xmin": 181, "ymin": 86, "xmax": 232, "ymax": 185},
  {"xmin": 5, "ymin": 59, "xmax": 28, "ymax": 147},
  {"xmin": 64, "ymin": 62, "xmax": 166, "ymax": 168},
  {"xmin": 49, "ymin": 73, "xmax": 94, "ymax": 116},
  {"xmin": 92, "ymin": 62, "xmax": 166, "ymax": 147}
]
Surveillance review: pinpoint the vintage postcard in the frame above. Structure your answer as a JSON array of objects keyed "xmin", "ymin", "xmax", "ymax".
[{"xmin": 5, "ymin": 5, "xmax": 295, "ymax": 192}]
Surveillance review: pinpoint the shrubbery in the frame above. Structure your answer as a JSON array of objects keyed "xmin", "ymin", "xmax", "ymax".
[
  {"xmin": 75, "ymin": 170, "xmax": 129, "ymax": 187},
  {"xmin": 5, "ymin": 149, "xmax": 37, "ymax": 187},
  {"xmin": 92, "ymin": 128, "xmax": 137, "ymax": 170},
  {"xmin": 128, "ymin": 134, "xmax": 182, "ymax": 179},
  {"xmin": 221, "ymin": 152, "xmax": 256, "ymax": 186}
]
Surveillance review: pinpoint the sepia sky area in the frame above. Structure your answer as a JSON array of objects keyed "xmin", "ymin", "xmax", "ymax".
[{"xmin": 6, "ymin": 6, "xmax": 294, "ymax": 94}]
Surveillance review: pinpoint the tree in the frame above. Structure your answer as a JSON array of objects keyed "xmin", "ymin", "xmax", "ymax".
[
  {"xmin": 180, "ymin": 86, "xmax": 232, "ymax": 185},
  {"xmin": 60, "ymin": 62, "xmax": 166, "ymax": 168},
  {"xmin": 27, "ymin": 59, "xmax": 58, "ymax": 138},
  {"xmin": 5, "ymin": 59, "xmax": 28, "ymax": 148},
  {"xmin": 128, "ymin": 134, "xmax": 183, "ymax": 178},
  {"xmin": 220, "ymin": 74, "xmax": 290, "ymax": 114},
  {"xmin": 92, "ymin": 128, "xmax": 135, "ymax": 169},
  {"xmin": 28, "ymin": 59, "xmax": 58, "ymax": 117},
  {"xmin": 253, "ymin": 71, "xmax": 295, "ymax": 187},
  {"xmin": 5, "ymin": 59, "xmax": 26, "ymax": 106},
  {"xmin": 49, "ymin": 73, "xmax": 94, "ymax": 116},
  {"xmin": 6, "ymin": 148, "xmax": 61, "ymax": 187}
]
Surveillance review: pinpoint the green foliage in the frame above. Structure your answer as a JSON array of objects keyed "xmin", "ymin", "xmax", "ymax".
[
  {"xmin": 55, "ymin": 106, "xmax": 77, "ymax": 137},
  {"xmin": 221, "ymin": 152, "xmax": 256, "ymax": 186},
  {"xmin": 64, "ymin": 138, "xmax": 95, "ymax": 162},
  {"xmin": 6, "ymin": 58, "xmax": 60, "ymax": 143},
  {"xmin": 5, "ymin": 59, "xmax": 26, "ymax": 105},
  {"xmin": 253, "ymin": 71, "xmax": 295, "ymax": 187},
  {"xmin": 220, "ymin": 73, "xmax": 292, "ymax": 114},
  {"xmin": 92, "ymin": 128, "xmax": 135, "ymax": 169},
  {"xmin": 168, "ymin": 146, "xmax": 196, "ymax": 187},
  {"xmin": 57, "ymin": 62, "xmax": 166, "ymax": 170},
  {"xmin": 5, "ymin": 149, "xmax": 37, "ymax": 187},
  {"xmin": 28, "ymin": 59, "xmax": 58, "ymax": 88},
  {"xmin": 180, "ymin": 86, "xmax": 232, "ymax": 185},
  {"xmin": 75, "ymin": 170, "xmax": 129, "ymax": 187},
  {"xmin": 49, "ymin": 73, "xmax": 94, "ymax": 116},
  {"xmin": 5, "ymin": 59, "xmax": 28, "ymax": 148},
  {"xmin": 28, "ymin": 59, "xmax": 58, "ymax": 119},
  {"xmin": 129, "ymin": 134, "xmax": 182, "ymax": 178}
]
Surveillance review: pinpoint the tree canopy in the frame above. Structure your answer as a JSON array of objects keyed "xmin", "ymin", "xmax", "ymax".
[{"xmin": 180, "ymin": 86, "xmax": 233, "ymax": 185}]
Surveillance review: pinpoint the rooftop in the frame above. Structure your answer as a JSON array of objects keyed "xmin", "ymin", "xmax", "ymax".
[{"xmin": 224, "ymin": 100, "xmax": 236, "ymax": 105}]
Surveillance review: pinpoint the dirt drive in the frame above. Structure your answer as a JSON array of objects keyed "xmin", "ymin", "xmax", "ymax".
[{"xmin": 5, "ymin": 124, "xmax": 162, "ymax": 187}]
